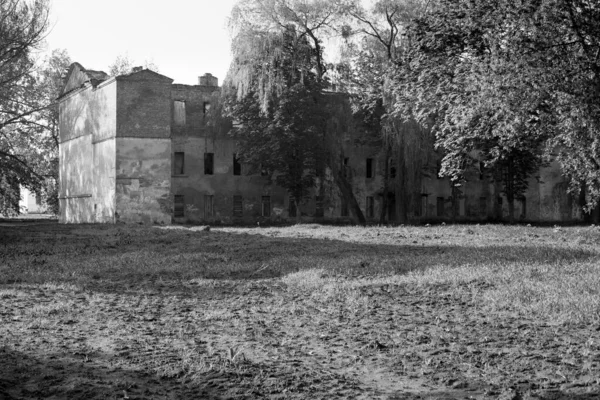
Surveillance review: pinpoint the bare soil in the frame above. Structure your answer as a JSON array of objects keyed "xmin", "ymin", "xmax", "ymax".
[{"xmin": 1, "ymin": 221, "xmax": 599, "ymax": 399}]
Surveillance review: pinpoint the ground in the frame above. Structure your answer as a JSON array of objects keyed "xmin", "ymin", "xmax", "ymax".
[{"xmin": 1, "ymin": 220, "xmax": 599, "ymax": 399}]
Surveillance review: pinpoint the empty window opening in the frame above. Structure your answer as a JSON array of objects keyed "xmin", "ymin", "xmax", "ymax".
[
  {"xmin": 366, "ymin": 196, "xmax": 374, "ymax": 218},
  {"xmin": 174, "ymin": 101, "xmax": 186, "ymax": 126},
  {"xmin": 233, "ymin": 154, "xmax": 241, "ymax": 176},
  {"xmin": 366, "ymin": 158, "xmax": 374, "ymax": 178},
  {"xmin": 315, "ymin": 195, "xmax": 324, "ymax": 217},
  {"xmin": 204, "ymin": 152, "xmax": 214, "ymax": 175},
  {"xmin": 174, "ymin": 152, "xmax": 185, "ymax": 175},
  {"xmin": 233, "ymin": 195, "xmax": 243, "ymax": 217},
  {"xmin": 341, "ymin": 197, "xmax": 349, "ymax": 217},
  {"xmin": 479, "ymin": 197, "xmax": 487, "ymax": 216},
  {"xmin": 261, "ymin": 196, "xmax": 271, "ymax": 217},
  {"xmin": 203, "ymin": 101, "xmax": 211, "ymax": 114},
  {"xmin": 436, "ymin": 197, "xmax": 444, "ymax": 217},
  {"xmin": 204, "ymin": 195, "xmax": 214, "ymax": 218},
  {"xmin": 174, "ymin": 195, "xmax": 185, "ymax": 218},
  {"xmin": 289, "ymin": 196, "xmax": 297, "ymax": 218}
]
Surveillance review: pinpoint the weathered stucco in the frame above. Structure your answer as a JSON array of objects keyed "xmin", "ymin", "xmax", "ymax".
[{"xmin": 115, "ymin": 138, "xmax": 171, "ymax": 224}]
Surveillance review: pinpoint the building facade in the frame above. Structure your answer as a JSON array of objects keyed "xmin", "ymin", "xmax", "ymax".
[{"xmin": 57, "ymin": 62, "xmax": 589, "ymax": 225}]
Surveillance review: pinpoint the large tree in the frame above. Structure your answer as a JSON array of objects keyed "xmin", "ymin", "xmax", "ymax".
[
  {"xmin": 384, "ymin": 0, "xmax": 600, "ymax": 221},
  {"xmin": 0, "ymin": 0, "xmax": 51, "ymax": 215},
  {"xmin": 227, "ymin": 0, "xmax": 367, "ymax": 224}
]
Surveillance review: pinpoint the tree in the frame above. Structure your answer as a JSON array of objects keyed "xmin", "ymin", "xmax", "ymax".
[
  {"xmin": 108, "ymin": 53, "xmax": 159, "ymax": 76},
  {"xmin": 385, "ymin": 0, "xmax": 600, "ymax": 221},
  {"xmin": 0, "ymin": 0, "xmax": 50, "ymax": 215},
  {"xmin": 227, "ymin": 0, "xmax": 367, "ymax": 224},
  {"xmin": 336, "ymin": 0, "xmax": 432, "ymax": 223}
]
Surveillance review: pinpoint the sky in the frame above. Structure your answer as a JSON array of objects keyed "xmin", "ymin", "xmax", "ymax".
[{"xmin": 44, "ymin": 0, "xmax": 238, "ymax": 85}]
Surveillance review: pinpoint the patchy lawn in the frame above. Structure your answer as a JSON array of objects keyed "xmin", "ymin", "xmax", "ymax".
[{"xmin": 1, "ymin": 221, "xmax": 599, "ymax": 399}]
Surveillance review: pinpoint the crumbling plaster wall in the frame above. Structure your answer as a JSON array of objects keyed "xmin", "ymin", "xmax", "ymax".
[
  {"xmin": 58, "ymin": 79, "xmax": 117, "ymax": 223},
  {"xmin": 114, "ymin": 74, "xmax": 173, "ymax": 224}
]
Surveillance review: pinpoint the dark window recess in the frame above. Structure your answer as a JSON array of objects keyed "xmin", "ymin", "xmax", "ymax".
[
  {"xmin": 389, "ymin": 158, "xmax": 396, "ymax": 179},
  {"xmin": 366, "ymin": 196, "xmax": 374, "ymax": 218},
  {"xmin": 479, "ymin": 161, "xmax": 485, "ymax": 180},
  {"xmin": 233, "ymin": 195, "xmax": 243, "ymax": 217},
  {"xmin": 498, "ymin": 196, "xmax": 503, "ymax": 206},
  {"xmin": 174, "ymin": 152, "xmax": 184, "ymax": 175},
  {"xmin": 289, "ymin": 196, "xmax": 297, "ymax": 217},
  {"xmin": 204, "ymin": 152, "xmax": 214, "ymax": 175},
  {"xmin": 203, "ymin": 101, "xmax": 211, "ymax": 114},
  {"xmin": 204, "ymin": 195, "xmax": 214, "ymax": 218},
  {"xmin": 260, "ymin": 164, "xmax": 269, "ymax": 176},
  {"xmin": 479, "ymin": 197, "xmax": 487, "ymax": 216},
  {"xmin": 366, "ymin": 158, "xmax": 374, "ymax": 178},
  {"xmin": 437, "ymin": 197, "xmax": 444, "ymax": 217},
  {"xmin": 233, "ymin": 154, "xmax": 241, "ymax": 175},
  {"xmin": 35, "ymin": 194, "xmax": 42, "ymax": 206},
  {"xmin": 341, "ymin": 197, "xmax": 349, "ymax": 217},
  {"xmin": 174, "ymin": 195, "xmax": 185, "ymax": 218},
  {"xmin": 261, "ymin": 196, "xmax": 271, "ymax": 217},
  {"xmin": 315, "ymin": 195, "xmax": 324, "ymax": 217},
  {"xmin": 174, "ymin": 101, "xmax": 186, "ymax": 126},
  {"xmin": 520, "ymin": 196, "xmax": 527, "ymax": 219}
]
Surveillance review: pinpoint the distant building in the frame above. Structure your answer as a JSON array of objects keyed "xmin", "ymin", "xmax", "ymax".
[{"xmin": 57, "ymin": 62, "xmax": 589, "ymax": 224}]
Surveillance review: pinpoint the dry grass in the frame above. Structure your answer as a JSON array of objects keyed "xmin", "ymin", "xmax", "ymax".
[{"xmin": 1, "ymin": 221, "xmax": 600, "ymax": 399}]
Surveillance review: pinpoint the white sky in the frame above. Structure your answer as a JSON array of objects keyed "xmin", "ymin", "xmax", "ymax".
[{"xmin": 44, "ymin": 0, "xmax": 238, "ymax": 85}]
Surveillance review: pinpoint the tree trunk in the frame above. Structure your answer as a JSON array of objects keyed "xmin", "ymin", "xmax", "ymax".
[
  {"xmin": 294, "ymin": 198, "xmax": 302, "ymax": 224},
  {"xmin": 379, "ymin": 145, "xmax": 391, "ymax": 224},
  {"xmin": 508, "ymin": 197, "xmax": 515, "ymax": 224},
  {"xmin": 396, "ymin": 154, "xmax": 409, "ymax": 224}
]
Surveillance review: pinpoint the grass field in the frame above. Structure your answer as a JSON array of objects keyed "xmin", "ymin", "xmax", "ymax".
[{"xmin": 1, "ymin": 221, "xmax": 599, "ymax": 399}]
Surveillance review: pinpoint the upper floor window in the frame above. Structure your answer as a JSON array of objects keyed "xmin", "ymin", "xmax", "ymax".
[
  {"xmin": 174, "ymin": 152, "xmax": 185, "ymax": 175},
  {"xmin": 233, "ymin": 153, "xmax": 241, "ymax": 176},
  {"xmin": 174, "ymin": 100, "xmax": 186, "ymax": 126},
  {"xmin": 366, "ymin": 158, "xmax": 374, "ymax": 178},
  {"xmin": 204, "ymin": 152, "xmax": 214, "ymax": 175}
]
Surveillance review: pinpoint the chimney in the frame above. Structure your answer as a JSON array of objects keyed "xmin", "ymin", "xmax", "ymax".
[{"xmin": 198, "ymin": 73, "xmax": 218, "ymax": 87}]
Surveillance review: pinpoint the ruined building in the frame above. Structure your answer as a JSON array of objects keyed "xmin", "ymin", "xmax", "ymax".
[{"xmin": 57, "ymin": 62, "xmax": 587, "ymax": 224}]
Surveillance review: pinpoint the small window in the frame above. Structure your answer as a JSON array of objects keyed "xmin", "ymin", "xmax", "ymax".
[
  {"xmin": 233, "ymin": 154, "xmax": 241, "ymax": 176},
  {"xmin": 342, "ymin": 157, "xmax": 349, "ymax": 178},
  {"xmin": 479, "ymin": 197, "xmax": 487, "ymax": 216},
  {"xmin": 315, "ymin": 195, "xmax": 324, "ymax": 217},
  {"xmin": 520, "ymin": 196, "xmax": 527, "ymax": 219},
  {"xmin": 261, "ymin": 196, "xmax": 271, "ymax": 217},
  {"xmin": 174, "ymin": 195, "xmax": 185, "ymax": 218},
  {"xmin": 498, "ymin": 196, "xmax": 503, "ymax": 206},
  {"xmin": 174, "ymin": 152, "xmax": 185, "ymax": 175},
  {"xmin": 437, "ymin": 197, "xmax": 444, "ymax": 217},
  {"xmin": 260, "ymin": 163, "xmax": 269, "ymax": 176},
  {"xmin": 35, "ymin": 194, "xmax": 42, "ymax": 206},
  {"xmin": 289, "ymin": 195, "xmax": 297, "ymax": 217},
  {"xmin": 479, "ymin": 161, "xmax": 485, "ymax": 180},
  {"xmin": 203, "ymin": 101, "xmax": 211, "ymax": 114},
  {"xmin": 366, "ymin": 158, "xmax": 374, "ymax": 178},
  {"xmin": 204, "ymin": 152, "xmax": 214, "ymax": 175},
  {"xmin": 233, "ymin": 195, "xmax": 243, "ymax": 217},
  {"xmin": 366, "ymin": 196, "xmax": 374, "ymax": 218},
  {"xmin": 341, "ymin": 197, "xmax": 349, "ymax": 217},
  {"xmin": 174, "ymin": 101, "xmax": 186, "ymax": 126},
  {"xmin": 204, "ymin": 195, "xmax": 214, "ymax": 218}
]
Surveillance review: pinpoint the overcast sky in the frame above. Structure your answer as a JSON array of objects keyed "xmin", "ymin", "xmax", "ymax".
[{"xmin": 44, "ymin": 0, "xmax": 238, "ymax": 85}]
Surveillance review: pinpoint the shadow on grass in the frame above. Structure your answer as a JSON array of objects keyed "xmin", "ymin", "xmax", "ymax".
[{"xmin": 1, "ymin": 222, "xmax": 598, "ymax": 296}]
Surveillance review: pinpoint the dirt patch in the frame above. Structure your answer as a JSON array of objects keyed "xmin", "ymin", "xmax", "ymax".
[{"xmin": 1, "ymin": 223, "xmax": 599, "ymax": 399}]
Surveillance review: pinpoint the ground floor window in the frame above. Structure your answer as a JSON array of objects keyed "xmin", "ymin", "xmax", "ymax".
[
  {"xmin": 436, "ymin": 197, "xmax": 444, "ymax": 217},
  {"xmin": 366, "ymin": 196, "xmax": 374, "ymax": 218},
  {"xmin": 262, "ymin": 196, "xmax": 271, "ymax": 217},
  {"xmin": 204, "ymin": 195, "xmax": 214, "ymax": 218},
  {"xmin": 233, "ymin": 195, "xmax": 243, "ymax": 217},
  {"xmin": 174, "ymin": 195, "xmax": 185, "ymax": 218}
]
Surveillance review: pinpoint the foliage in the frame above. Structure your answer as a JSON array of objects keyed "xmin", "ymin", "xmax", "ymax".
[
  {"xmin": 108, "ymin": 53, "xmax": 160, "ymax": 76},
  {"xmin": 0, "ymin": 0, "xmax": 52, "ymax": 215},
  {"xmin": 388, "ymin": 0, "xmax": 600, "ymax": 216},
  {"xmin": 227, "ymin": 0, "xmax": 366, "ymax": 224}
]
